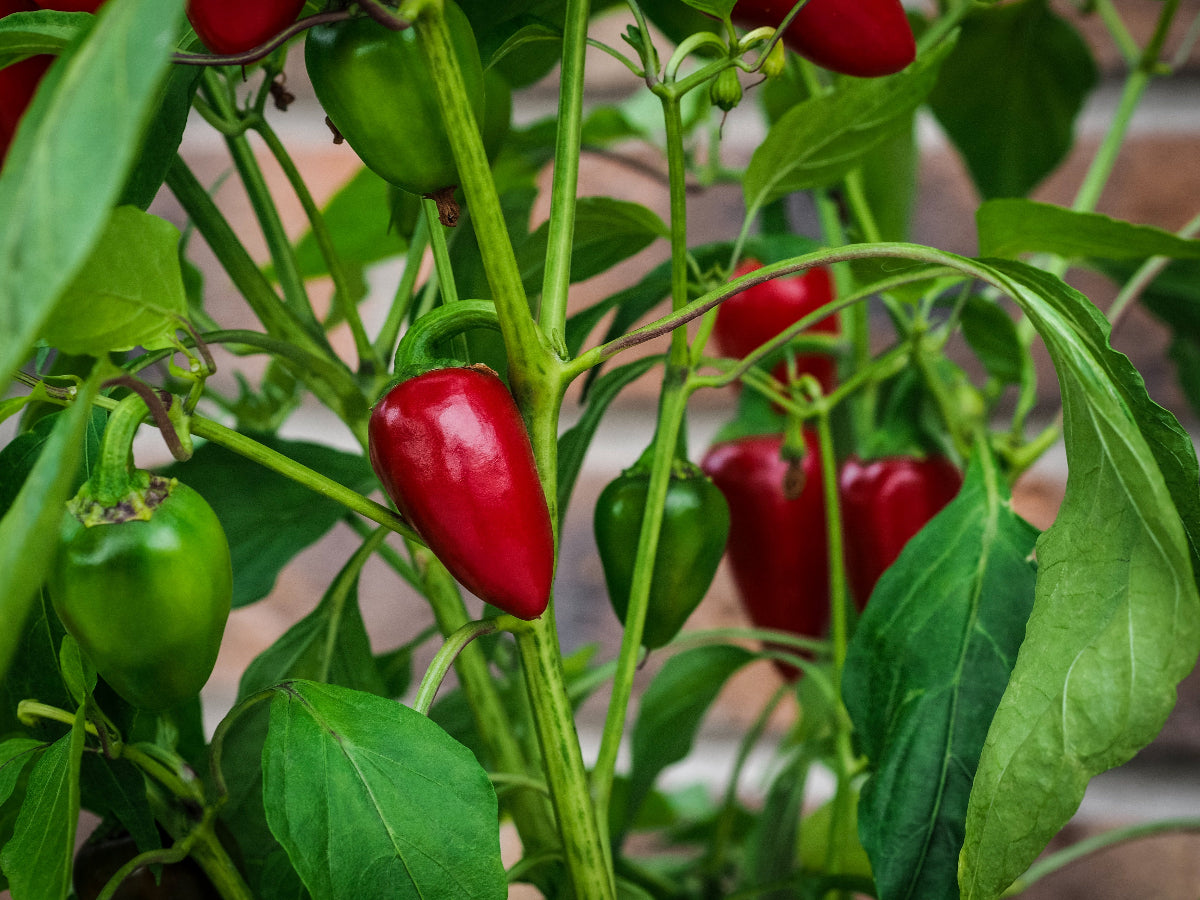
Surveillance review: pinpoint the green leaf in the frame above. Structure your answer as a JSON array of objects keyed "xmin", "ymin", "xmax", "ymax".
[
  {"xmin": 927, "ymin": 0, "xmax": 1097, "ymax": 199},
  {"xmin": 958, "ymin": 259, "xmax": 1200, "ymax": 899},
  {"xmin": 0, "ymin": 740, "xmax": 43, "ymax": 805},
  {"xmin": 161, "ymin": 435, "xmax": 375, "ymax": 608},
  {"xmin": 744, "ymin": 37, "xmax": 953, "ymax": 211},
  {"xmin": 517, "ymin": 197, "xmax": 669, "ymax": 294},
  {"xmin": 681, "ymin": 0, "xmax": 735, "ymax": 18},
  {"xmin": 0, "ymin": 376, "xmax": 101, "ymax": 681},
  {"xmin": 238, "ymin": 531, "xmax": 389, "ymax": 700},
  {"xmin": 978, "ymin": 200, "xmax": 1200, "ymax": 261},
  {"xmin": 119, "ymin": 63, "xmax": 201, "ymax": 211},
  {"xmin": 78, "ymin": 754, "xmax": 158, "ymax": 860},
  {"xmin": 0, "ymin": 9, "xmax": 87, "ymax": 66},
  {"xmin": 38, "ymin": 205, "xmax": 188, "ymax": 354},
  {"xmin": 557, "ymin": 355, "xmax": 662, "ymax": 520},
  {"xmin": 263, "ymin": 681, "xmax": 506, "ymax": 900},
  {"xmin": 842, "ymin": 452, "xmax": 1038, "ymax": 900},
  {"xmin": 0, "ymin": 0, "xmax": 185, "ymax": 388},
  {"xmin": 621, "ymin": 645, "xmax": 756, "ymax": 838},
  {"xmin": 0, "ymin": 706, "xmax": 85, "ymax": 900}
]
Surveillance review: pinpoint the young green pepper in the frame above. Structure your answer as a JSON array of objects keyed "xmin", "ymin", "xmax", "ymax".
[
  {"xmin": 594, "ymin": 462, "xmax": 729, "ymax": 649},
  {"xmin": 47, "ymin": 395, "xmax": 232, "ymax": 711},
  {"xmin": 304, "ymin": 0, "xmax": 485, "ymax": 198}
]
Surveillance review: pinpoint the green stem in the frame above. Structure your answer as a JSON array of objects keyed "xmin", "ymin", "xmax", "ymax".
[
  {"xmin": 253, "ymin": 116, "xmax": 379, "ymax": 374},
  {"xmin": 422, "ymin": 198, "xmax": 472, "ymax": 364},
  {"xmin": 408, "ymin": 539, "xmax": 560, "ymax": 855},
  {"xmin": 410, "ymin": 1, "xmax": 547, "ymax": 385},
  {"xmin": 539, "ymin": 0, "xmax": 591, "ymax": 336},
  {"xmin": 413, "ymin": 618, "xmax": 505, "ymax": 715},
  {"xmin": 1107, "ymin": 209, "xmax": 1200, "ymax": 327},
  {"xmin": 375, "ymin": 214, "xmax": 431, "ymax": 365},
  {"xmin": 1005, "ymin": 817, "xmax": 1200, "ymax": 894},
  {"xmin": 86, "ymin": 392, "xmax": 148, "ymax": 504},
  {"xmin": 592, "ymin": 372, "xmax": 689, "ymax": 817},
  {"xmin": 188, "ymin": 415, "xmax": 412, "ymax": 537},
  {"xmin": 658, "ymin": 91, "xmax": 692, "ymax": 365},
  {"xmin": 200, "ymin": 69, "xmax": 322, "ymax": 336},
  {"xmin": 515, "ymin": 620, "xmax": 618, "ymax": 900}
]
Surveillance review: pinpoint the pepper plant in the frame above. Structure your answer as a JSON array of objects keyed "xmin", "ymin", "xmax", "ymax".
[{"xmin": 2, "ymin": 0, "xmax": 1200, "ymax": 898}]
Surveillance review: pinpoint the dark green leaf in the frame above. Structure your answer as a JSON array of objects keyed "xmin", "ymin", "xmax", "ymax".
[
  {"xmin": 958, "ymin": 259, "xmax": 1200, "ymax": 899},
  {"xmin": 237, "ymin": 531, "xmax": 389, "ymax": 700},
  {"xmin": 39, "ymin": 206, "xmax": 188, "ymax": 354},
  {"xmin": 0, "ymin": 739, "xmax": 43, "ymax": 805},
  {"xmin": 843, "ymin": 453, "xmax": 1038, "ymax": 900},
  {"xmin": 978, "ymin": 200, "xmax": 1200, "ymax": 261},
  {"xmin": 0, "ymin": 0, "xmax": 186, "ymax": 388},
  {"xmin": 263, "ymin": 681, "xmax": 506, "ymax": 899},
  {"xmin": 119, "ymin": 63, "xmax": 202, "ymax": 210},
  {"xmin": 621, "ymin": 645, "xmax": 755, "ymax": 838},
  {"xmin": 744, "ymin": 37, "xmax": 953, "ymax": 211},
  {"xmin": 557, "ymin": 355, "xmax": 662, "ymax": 520},
  {"xmin": 78, "ymin": 755, "xmax": 158, "ymax": 858},
  {"xmin": 210, "ymin": 698, "xmax": 308, "ymax": 899},
  {"xmin": 0, "ymin": 706, "xmax": 85, "ymax": 900},
  {"xmin": 681, "ymin": 0, "xmax": 735, "ymax": 17},
  {"xmin": 927, "ymin": 0, "xmax": 1097, "ymax": 199},
  {"xmin": 959, "ymin": 295, "xmax": 1028, "ymax": 388},
  {"xmin": 161, "ymin": 435, "xmax": 375, "ymax": 607},
  {"xmin": 0, "ymin": 597, "xmax": 71, "ymax": 744}
]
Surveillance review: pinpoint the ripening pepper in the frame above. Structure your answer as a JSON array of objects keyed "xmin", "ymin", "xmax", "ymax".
[
  {"xmin": 732, "ymin": 0, "xmax": 916, "ymax": 78},
  {"xmin": 713, "ymin": 259, "xmax": 839, "ymax": 394},
  {"xmin": 305, "ymin": 0, "xmax": 485, "ymax": 197},
  {"xmin": 368, "ymin": 364, "xmax": 554, "ymax": 620},
  {"xmin": 594, "ymin": 462, "xmax": 729, "ymax": 649},
  {"xmin": 838, "ymin": 454, "xmax": 963, "ymax": 607},
  {"xmin": 701, "ymin": 432, "xmax": 830, "ymax": 665}
]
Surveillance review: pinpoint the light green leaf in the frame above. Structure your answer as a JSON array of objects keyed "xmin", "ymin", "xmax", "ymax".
[
  {"xmin": 38, "ymin": 206, "xmax": 187, "ymax": 354},
  {"xmin": 843, "ymin": 451, "xmax": 1038, "ymax": 900},
  {"xmin": 0, "ymin": 9, "xmax": 87, "ymax": 67},
  {"xmin": 958, "ymin": 259, "xmax": 1200, "ymax": 899},
  {"xmin": 0, "ymin": 707, "xmax": 85, "ymax": 900},
  {"xmin": 743, "ymin": 37, "xmax": 952, "ymax": 212},
  {"xmin": 978, "ymin": 199, "xmax": 1200, "ymax": 261},
  {"xmin": 0, "ymin": 376, "xmax": 100, "ymax": 681},
  {"xmin": 263, "ymin": 681, "xmax": 506, "ymax": 900},
  {"xmin": 0, "ymin": 0, "xmax": 184, "ymax": 387}
]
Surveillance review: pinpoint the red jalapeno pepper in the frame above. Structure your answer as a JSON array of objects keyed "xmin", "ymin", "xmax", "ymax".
[
  {"xmin": 733, "ymin": 0, "xmax": 916, "ymax": 78},
  {"xmin": 368, "ymin": 364, "xmax": 554, "ymax": 620},
  {"xmin": 838, "ymin": 454, "xmax": 963, "ymax": 607},
  {"xmin": 701, "ymin": 431, "xmax": 829, "ymax": 674},
  {"xmin": 713, "ymin": 259, "xmax": 839, "ymax": 395}
]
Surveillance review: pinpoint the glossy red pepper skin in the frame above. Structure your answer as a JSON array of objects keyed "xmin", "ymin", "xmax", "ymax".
[
  {"xmin": 186, "ymin": 0, "xmax": 306, "ymax": 55},
  {"xmin": 368, "ymin": 366, "xmax": 554, "ymax": 620},
  {"xmin": 838, "ymin": 455, "xmax": 963, "ymax": 606},
  {"xmin": 0, "ymin": 0, "xmax": 53, "ymax": 166},
  {"xmin": 713, "ymin": 259, "xmax": 839, "ymax": 394},
  {"xmin": 701, "ymin": 432, "xmax": 829, "ymax": 660},
  {"xmin": 733, "ymin": 0, "xmax": 916, "ymax": 78}
]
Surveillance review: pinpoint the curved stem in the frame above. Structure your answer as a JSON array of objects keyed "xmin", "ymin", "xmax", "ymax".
[
  {"xmin": 412, "ymin": 618, "xmax": 506, "ymax": 715},
  {"xmin": 374, "ymin": 214, "xmax": 431, "ymax": 366}
]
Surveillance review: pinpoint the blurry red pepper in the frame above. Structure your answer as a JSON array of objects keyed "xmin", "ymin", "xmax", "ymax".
[
  {"xmin": 368, "ymin": 364, "xmax": 554, "ymax": 620},
  {"xmin": 733, "ymin": 0, "xmax": 916, "ymax": 78},
  {"xmin": 713, "ymin": 259, "xmax": 839, "ymax": 395},
  {"xmin": 838, "ymin": 454, "xmax": 963, "ymax": 607},
  {"xmin": 701, "ymin": 431, "xmax": 829, "ymax": 675},
  {"xmin": 0, "ymin": 0, "xmax": 52, "ymax": 166},
  {"xmin": 33, "ymin": 0, "xmax": 106, "ymax": 10},
  {"xmin": 186, "ymin": 0, "xmax": 306, "ymax": 55}
]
